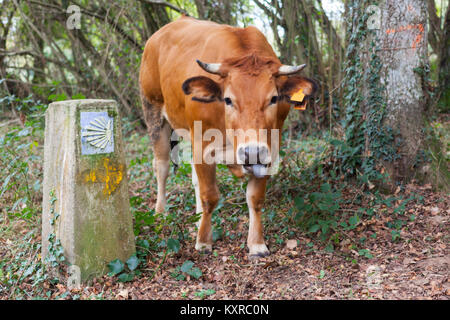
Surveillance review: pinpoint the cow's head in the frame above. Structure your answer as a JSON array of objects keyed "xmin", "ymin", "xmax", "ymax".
[{"xmin": 182, "ymin": 54, "xmax": 317, "ymax": 177}]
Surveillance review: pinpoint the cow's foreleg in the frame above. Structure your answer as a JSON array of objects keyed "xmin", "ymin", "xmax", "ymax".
[
  {"xmin": 152, "ymin": 121, "xmax": 172, "ymax": 213},
  {"xmin": 194, "ymin": 163, "xmax": 219, "ymax": 253},
  {"xmin": 246, "ymin": 176, "xmax": 270, "ymax": 257}
]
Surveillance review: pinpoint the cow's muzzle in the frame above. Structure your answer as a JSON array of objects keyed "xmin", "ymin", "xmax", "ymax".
[{"xmin": 237, "ymin": 143, "xmax": 271, "ymax": 178}]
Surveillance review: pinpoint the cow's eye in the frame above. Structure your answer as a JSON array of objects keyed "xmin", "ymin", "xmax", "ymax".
[
  {"xmin": 270, "ymin": 96, "xmax": 278, "ymax": 105},
  {"xmin": 224, "ymin": 97, "xmax": 233, "ymax": 106}
]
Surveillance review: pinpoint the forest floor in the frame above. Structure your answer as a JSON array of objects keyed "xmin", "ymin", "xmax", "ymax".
[
  {"xmin": 0, "ymin": 114, "xmax": 449, "ymax": 300},
  {"xmin": 3, "ymin": 182, "xmax": 448, "ymax": 300},
  {"xmin": 52, "ymin": 184, "xmax": 450, "ymax": 300}
]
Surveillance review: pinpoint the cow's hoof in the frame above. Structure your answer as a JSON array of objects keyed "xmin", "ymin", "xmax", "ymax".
[
  {"xmin": 248, "ymin": 244, "xmax": 270, "ymax": 258},
  {"xmin": 195, "ymin": 242, "xmax": 212, "ymax": 254},
  {"xmin": 155, "ymin": 202, "xmax": 166, "ymax": 214}
]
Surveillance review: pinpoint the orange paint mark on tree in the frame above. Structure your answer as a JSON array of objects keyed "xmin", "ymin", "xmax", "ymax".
[
  {"xmin": 385, "ymin": 23, "xmax": 424, "ymax": 49},
  {"xmin": 412, "ymin": 24, "xmax": 424, "ymax": 49}
]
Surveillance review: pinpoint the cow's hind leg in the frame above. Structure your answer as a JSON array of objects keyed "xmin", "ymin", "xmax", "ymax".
[
  {"xmin": 142, "ymin": 96, "xmax": 171, "ymax": 213},
  {"xmin": 246, "ymin": 176, "xmax": 270, "ymax": 258},
  {"xmin": 152, "ymin": 122, "xmax": 171, "ymax": 213}
]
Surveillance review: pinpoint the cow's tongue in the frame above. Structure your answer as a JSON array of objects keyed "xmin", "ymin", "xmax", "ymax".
[{"xmin": 244, "ymin": 164, "xmax": 267, "ymax": 178}]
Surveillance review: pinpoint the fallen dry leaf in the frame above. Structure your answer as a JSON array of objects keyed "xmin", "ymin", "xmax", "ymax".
[
  {"xmin": 430, "ymin": 207, "xmax": 440, "ymax": 215},
  {"xmin": 116, "ymin": 289, "xmax": 129, "ymax": 299},
  {"xmin": 286, "ymin": 239, "xmax": 298, "ymax": 250}
]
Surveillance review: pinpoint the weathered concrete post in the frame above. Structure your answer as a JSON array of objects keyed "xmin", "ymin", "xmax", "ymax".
[{"xmin": 42, "ymin": 99, "xmax": 135, "ymax": 281}]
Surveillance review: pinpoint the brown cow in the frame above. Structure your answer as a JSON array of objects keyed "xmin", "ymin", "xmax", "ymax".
[{"xmin": 139, "ymin": 16, "xmax": 317, "ymax": 258}]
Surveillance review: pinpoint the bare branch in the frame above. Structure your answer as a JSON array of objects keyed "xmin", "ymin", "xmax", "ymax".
[
  {"xmin": 137, "ymin": 0, "xmax": 187, "ymax": 15},
  {"xmin": 28, "ymin": 0, "xmax": 142, "ymax": 50},
  {"xmin": 0, "ymin": 49, "xmax": 36, "ymax": 57}
]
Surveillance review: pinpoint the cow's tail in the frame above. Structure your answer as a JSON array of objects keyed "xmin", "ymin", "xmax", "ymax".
[
  {"xmin": 141, "ymin": 93, "xmax": 164, "ymax": 144},
  {"xmin": 170, "ymin": 139, "xmax": 179, "ymax": 174}
]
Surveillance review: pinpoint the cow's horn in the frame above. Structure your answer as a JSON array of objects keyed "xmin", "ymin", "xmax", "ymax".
[
  {"xmin": 277, "ymin": 64, "xmax": 306, "ymax": 75},
  {"xmin": 196, "ymin": 59, "xmax": 223, "ymax": 75}
]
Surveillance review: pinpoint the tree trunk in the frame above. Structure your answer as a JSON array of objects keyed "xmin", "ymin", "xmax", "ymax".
[
  {"xmin": 345, "ymin": 0, "xmax": 448, "ymax": 191},
  {"xmin": 378, "ymin": 0, "xmax": 429, "ymax": 184},
  {"xmin": 194, "ymin": 0, "xmax": 235, "ymax": 25}
]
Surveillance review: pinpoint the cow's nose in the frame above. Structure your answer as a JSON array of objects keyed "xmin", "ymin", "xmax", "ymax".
[{"xmin": 237, "ymin": 144, "xmax": 270, "ymax": 165}]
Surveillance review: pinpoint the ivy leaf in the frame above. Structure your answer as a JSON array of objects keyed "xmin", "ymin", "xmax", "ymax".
[
  {"xmin": 137, "ymin": 239, "xmax": 150, "ymax": 249},
  {"xmin": 175, "ymin": 274, "xmax": 186, "ymax": 281},
  {"xmin": 167, "ymin": 238, "xmax": 180, "ymax": 253},
  {"xmin": 320, "ymin": 183, "xmax": 331, "ymax": 193},
  {"xmin": 212, "ymin": 228, "xmax": 223, "ymax": 241},
  {"xmin": 308, "ymin": 224, "xmax": 320, "ymax": 233},
  {"xmin": 180, "ymin": 260, "xmax": 194, "ymax": 273},
  {"xmin": 319, "ymin": 270, "xmax": 326, "ymax": 279},
  {"xmin": 126, "ymin": 255, "xmax": 139, "ymax": 271},
  {"xmin": 349, "ymin": 215, "xmax": 359, "ymax": 228},
  {"xmin": 179, "ymin": 260, "xmax": 202, "ymax": 279},
  {"xmin": 117, "ymin": 273, "xmax": 134, "ymax": 282},
  {"xmin": 187, "ymin": 267, "xmax": 202, "ymax": 279},
  {"xmin": 107, "ymin": 259, "xmax": 124, "ymax": 276},
  {"xmin": 325, "ymin": 243, "xmax": 334, "ymax": 253},
  {"xmin": 358, "ymin": 249, "xmax": 373, "ymax": 259},
  {"xmin": 294, "ymin": 196, "xmax": 305, "ymax": 210}
]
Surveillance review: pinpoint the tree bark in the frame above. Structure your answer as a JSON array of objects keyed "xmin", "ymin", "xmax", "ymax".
[
  {"xmin": 344, "ymin": 0, "xmax": 448, "ymax": 190},
  {"xmin": 377, "ymin": 0, "xmax": 427, "ymax": 183},
  {"xmin": 194, "ymin": 0, "xmax": 235, "ymax": 25},
  {"xmin": 427, "ymin": 0, "xmax": 442, "ymax": 55},
  {"xmin": 368, "ymin": 0, "xmax": 447, "ymax": 189}
]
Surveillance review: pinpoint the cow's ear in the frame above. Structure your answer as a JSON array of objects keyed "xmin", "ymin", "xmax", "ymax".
[
  {"xmin": 182, "ymin": 76, "xmax": 222, "ymax": 103},
  {"xmin": 278, "ymin": 76, "xmax": 318, "ymax": 100}
]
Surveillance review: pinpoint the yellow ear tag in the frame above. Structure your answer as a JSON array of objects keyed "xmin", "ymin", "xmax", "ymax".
[
  {"xmin": 291, "ymin": 88, "xmax": 305, "ymax": 102},
  {"xmin": 291, "ymin": 88, "xmax": 306, "ymax": 110}
]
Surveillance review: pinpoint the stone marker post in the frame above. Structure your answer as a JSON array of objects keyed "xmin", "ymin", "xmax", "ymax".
[{"xmin": 42, "ymin": 99, "xmax": 135, "ymax": 281}]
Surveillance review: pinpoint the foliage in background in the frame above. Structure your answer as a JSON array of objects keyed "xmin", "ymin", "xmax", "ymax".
[
  {"xmin": 1, "ymin": 0, "xmax": 447, "ymax": 132},
  {"xmin": 0, "ymin": 97, "xmax": 45, "ymax": 221}
]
